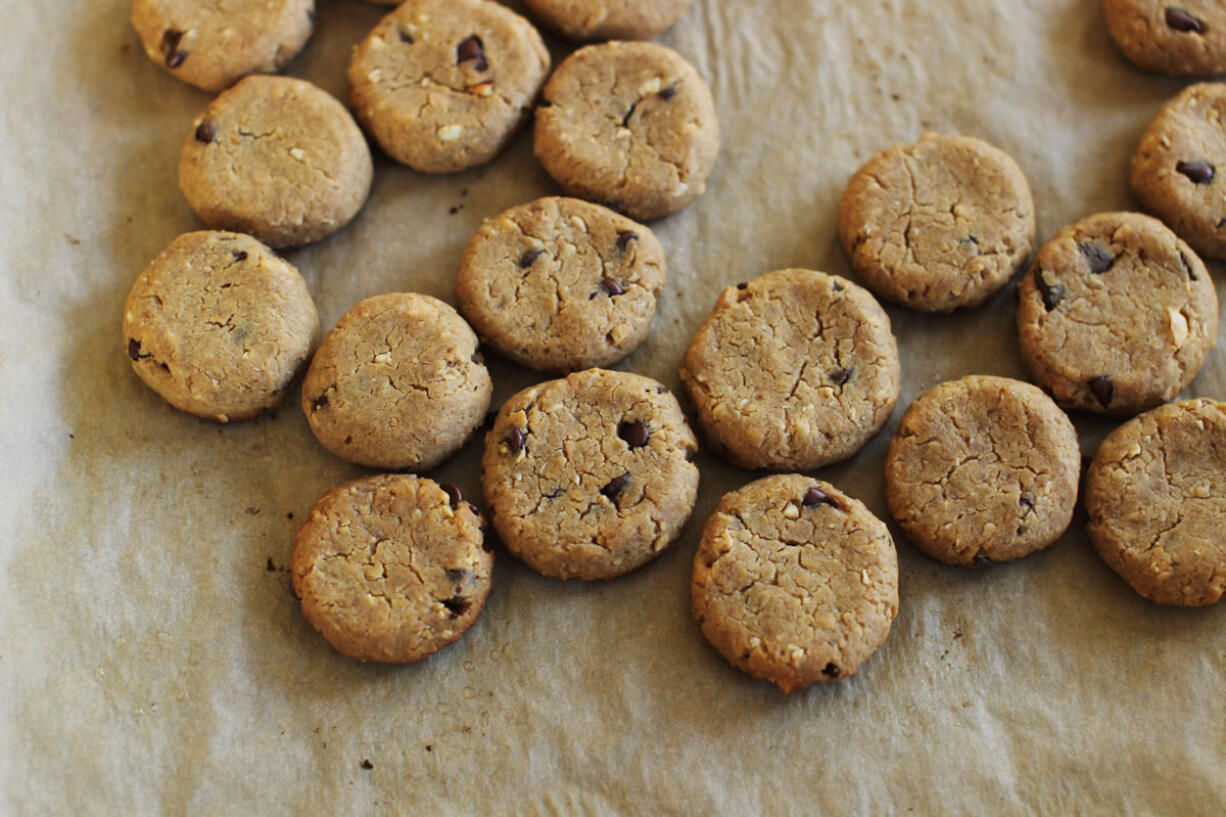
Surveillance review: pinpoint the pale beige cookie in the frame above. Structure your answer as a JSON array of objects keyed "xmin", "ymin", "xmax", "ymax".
[
  {"xmin": 179, "ymin": 75, "xmax": 373, "ymax": 248},
  {"xmin": 884, "ymin": 376, "xmax": 1081, "ymax": 567},
  {"xmin": 348, "ymin": 0, "xmax": 549, "ymax": 174},
  {"xmin": 302, "ymin": 293, "xmax": 492, "ymax": 471},
  {"xmin": 123, "ymin": 231, "xmax": 318, "ymax": 422},
  {"xmin": 482, "ymin": 369, "xmax": 699, "ymax": 580},
  {"xmin": 525, "ymin": 0, "xmax": 692, "ymax": 41},
  {"xmin": 131, "ymin": 0, "xmax": 315, "ymax": 93},
  {"xmin": 692, "ymin": 475, "xmax": 898, "ymax": 693},
  {"xmin": 292, "ymin": 474, "xmax": 493, "ymax": 662},
  {"xmin": 680, "ymin": 269, "xmax": 901, "ymax": 471},
  {"xmin": 838, "ymin": 133, "xmax": 1036, "ymax": 311},
  {"xmin": 1086, "ymin": 399, "xmax": 1226, "ymax": 606},
  {"xmin": 534, "ymin": 42, "xmax": 720, "ymax": 221},
  {"xmin": 1016, "ymin": 212, "xmax": 1217, "ymax": 415},
  {"xmin": 455, "ymin": 197, "xmax": 666, "ymax": 372},
  {"xmin": 1104, "ymin": 1, "xmax": 1226, "ymax": 76}
]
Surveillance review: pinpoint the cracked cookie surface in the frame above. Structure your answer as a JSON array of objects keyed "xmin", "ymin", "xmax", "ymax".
[
  {"xmin": 123, "ymin": 230, "xmax": 319, "ymax": 423},
  {"xmin": 348, "ymin": 0, "xmax": 549, "ymax": 174},
  {"xmin": 1017, "ymin": 211, "xmax": 1217, "ymax": 415},
  {"xmin": 179, "ymin": 75, "xmax": 373, "ymax": 248},
  {"xmin": 455, "ymin": 196, "xmax": 665, "ymax": 372},
  {"xmin": 884, "ymin": 375, "xmax": 1081, "ymax": 567},
  {"xmin": 292, "ymin": 473, "xmax": 493, "ymax": 662},
  {"xmin": 533, "ymin": 41, "xmax": 719, "ymax": 221},
  {"xmin": 302, "ymin": 293, "xmax": 492, "ymax": 471},
  {"xmin": 680, "ymin": 268, "xmax": 900, "ymax": 471},
  {"xmin": 1105, "ymin": 0, "xmax": 1226, "ymax": 76},
  {"xmin": 692, "ymin": 475, "xmax": 898, "ymax": 693},
  {"xmin": 481, "ymin": 368, "xmax": 699, "ymax": 580},
  {"xmin": 838, "ymin": 132, "xmax": 1036, "ymax": 311},
  {"xmin": 525, "ymin": 0, "xmax": 692, "ymax": 41},
  {"xmin": 1086, "ymin": 398, "xmax": 1226, "ymax": 605}
]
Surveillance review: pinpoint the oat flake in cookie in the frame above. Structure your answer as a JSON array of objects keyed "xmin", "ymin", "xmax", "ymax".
[
  {"xmin": 680, "ymin": 269, "xmax": 901, "ymax": 471},
  {"xmin": 692, "ymin": 475, "xmax": 898, "ymax": 693},
  {"xmin": 292, "ymin": 474, "xmax": 493, "ymax": 663},
  {"xmin": 179, "ymin": 76, "xmax": 373, "ymax": 248},
  {"xmin": 1016, "ymin": 212, "xmax": 1217, "ymax": 415},
  {"xmin": 482, "ymin": 369, "xmax": 699, "ymax": 581},
  {"xmin": 123, "ymin": 231, "xmax": 318, "ymax": 423},
  {"xmin": 1104, "ymin": 1, "xmax": 1226, "ymax": 76},
  {"xmin": 455, "ymin": 197, "xmax": 666, "ymax": 372},
  {"xmin": 525, "ymin": 0, "xmax": 692, "ymax": 41}
]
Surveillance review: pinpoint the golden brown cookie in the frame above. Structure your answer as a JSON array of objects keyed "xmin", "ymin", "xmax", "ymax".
[
  {"xmin": 1104, "ymin": 1, "xmax": 1226, "ymax": 76},
  {"xmin": 525, "ymin": 0, "xmax": 692, "ymax": 41}
]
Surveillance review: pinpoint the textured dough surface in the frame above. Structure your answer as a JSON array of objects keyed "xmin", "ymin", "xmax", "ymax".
[
  {"xmin": 525, "ymin": 0, "xmax": 692, "ymax": 41},
  {"xmin": 1104, "ymin": 0, "xmax": 1226, "ymax": 76}
]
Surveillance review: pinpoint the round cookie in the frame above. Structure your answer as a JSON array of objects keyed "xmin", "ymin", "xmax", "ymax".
[
  {"xmin": 123, "ymin": 231, "xmax": 319, "ymax": 423},
  {"xmin": 534, "ymin": 42, "xmax": 720, "ymax": 221},
  {"xmin": 302, "ymin": 293, "xmax": 492, "ymax": 471},
  {"xmin": 482, "ymin": 369, "xmax": 699, "ymax": 580},
  {"xmin": 131, "ymin": 0, "xmax": 315, "ymax": 93},
  {"xmin": 525, "ymin": 0, "xmax": 692, "ymax": 41},
  {"xmin": 1017, "ymin": 212, "xmax": 1217, "ymax": 415},
  {"xmin": 692, "ymin": 475, "xmax": 899, "ymax": 693},
  {"xmin": 838, "ymin": 132, "xmax": 1036, "ymax": 311},
  {"xmin": 884, "ymin": 376, "xmax": 1081, "ymax": 567},
  {"xmin": 1086, "ymin": 399, "xmax": 1226, "ymax": 606},
  {"xmin": 1132, "ymin": 82, "xmax": 1226, "ymax": 260},
  {"xmin": 179, "ymin": 75, "xmax": 373, "ymax": 248},
  {"xmin": 348, "ymin": 0, "xmax": 550, "ymax": 174},
  {"xmin": 1104, "ymin": 1, "xmax": 1226, "ymax": 76},
  {"xmin": 292, "ymin": 474, "xmax": 493, "ymax": 662},
  {"xmin": 455, "ymin": 197, "xmax": 666, "ymax": 372},
  {"xmin": 680, "ymin": 269, "xmax": 901, "ymax": 471}
]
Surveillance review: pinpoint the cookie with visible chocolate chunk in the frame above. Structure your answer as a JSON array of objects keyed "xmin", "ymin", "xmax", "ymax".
[
  {"xmin": 455, "ymin": 197, "xmax": 666, "ymax": 372},
  {"xmin": 525, "ymin": 0, "xmax": 692, "ymax": 41},
  {"xmin": 691, "ymin": 475, "xmax": 898, "ymax": 693},
  {"xmin": 1104, "ymin": 1, "xmax": 1226, "ymax": 76},
  {"xmin": 1016, "ymin": 212, "xmax": 1217, "ymax": 415},
  {"xmin": 482, "ymin": 369, "xmax": 699, "ymax": 580},
  {"xmin": 292, "ymin": 474, "xmax": 493, "ymax": 663}
]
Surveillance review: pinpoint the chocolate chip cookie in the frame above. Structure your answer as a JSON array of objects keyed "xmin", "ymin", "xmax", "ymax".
[
  {"xmin": 680, "ymin": 269, "xmax": 901, "ymax": 471},
  {"xmin": 525, "ymin": 0, "xmax": 692, "ymax": 41},
  {"xmin": 1016, "ymin": 212, "xmax": 1218, "ymax": 415},
  {"xmin": 1104, "ymin": 1, "xmax": 1226, "ymax": 76},
  {"xmin": 482, "ymin": 369, "xmax": 699, "ymax": 580}
]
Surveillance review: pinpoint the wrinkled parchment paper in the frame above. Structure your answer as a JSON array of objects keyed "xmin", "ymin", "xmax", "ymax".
[{"xmin": 3, "ymin": 0, "xmax": 1225, "ymax": 813}]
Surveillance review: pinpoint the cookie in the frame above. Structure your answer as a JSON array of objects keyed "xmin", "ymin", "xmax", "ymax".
[
  {"xmin": 123, "ymin": 231, "xmax": 318, "ymax": 423},
  {"xmin": 692, "ymin": 475, "xmax": 898, "ymax": 693},
  {"xmin": 838, "ymin": 133, "xmax": 1036, "ymax": 311},
  {"xmin": 302, "ymin": 293, "xmax": 492, "ymax": 471},
  {"xmin": 481, "ymin": 369, "xmax": 699, "ymax": 580},
  {"xmin": 525, "ymin": 0, "xmax": 692, "ymax": 41},
  {"xmin": 1132, "ymin": 82, "xmax": 1226, "ymax": 260},
  {"xmin": 348, "ymin": 0, "xmax": 549, "ymax": 174},
  {"xmin": 534, "ymin": 42, "xmax": 720, "ymax": 221},
  {"xmin": 455, "ymin": 197, "xmax": 666, "ymax": 372},
  {"xmin": 1016, "ymin": 212, "xmax": 1217, "ymax": 415},
  {"xmin": 884, "ymin": 376, "xmax": 1081, "ymax": 567},
  {"xmin": 179, "ymin": 75, "xmax": 373, "ymax": 248},
  {"xmin": 680, "ymin": 269, "xmax": 901, "ymax": 471},
  {"xmin": 131, "ymin": 0, "xmax": 315, "ymax": 93},
  {"xmin": 1086, "ymin": 399, "xmax": 1226, "ymax": 606},
  {"xmin": 292, "ymin": 474, "xmax": 493, "ymax": 662},
  {"xmin": 1104, "ymin": 1, "xmax": 1226, "ymax": 76}
]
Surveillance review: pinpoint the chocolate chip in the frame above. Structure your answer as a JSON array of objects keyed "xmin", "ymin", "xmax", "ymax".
[
  {"xmin": 456, "ymin": 36, "xmax": 488, "ymax": 71},
  {"xmin": 127, "ymin": 338, "xmax": 143, "ymax": 361},
  {"xmin": 266, "ymin": 558, "xmax": 277, "ymax": 572},
  {"xmin": 232, "ymin": 250, "xmax": 247, "ymax": 261},
  {"xmin": 1179, "ymin": 250, "xmax": 1198, "ymax": 281},
  {"xmin": 621, "ymin": 102, "xmax": 638, "ymax": 128},
  {"xmin": 1020, "ymin": 492, "xmax": 1035, "ymax": 509},
  {"xmin": 830, "ymin": 367, "xmax": 854, "ymax": 386},
  {"xmin": 1078, "ymin": 243, "xmax": 1116, "ymax": 274},
  {"xmin": 519, "ymin": 248, "xmax": 543, "ymax": 268},
  {"xmin": 617, "ymin": 420, "xmax": 650, "ymax": 447},
  {"xmin": 802, "ymin": 486, "xmax": 841, "ymax": 509},
  {"xmin": 832, "ymin": 280, "xmax": 844, "ymax": 292},
  {"xmin": 601, "ymin": 276, "xmax": 625, "ymax": 296},
  {"xmin": 1034, "ymin": 269, "xmax": 1066, "ymax": 310},
  {"xmin": 601, "ymin": 472, "xmax": 630, "ymax": 500},
  {"xmin": 538, "ymin": 99, "xmax": 552, "ymax": 108},
  {"xmin": 822, "ymin": 663, "xmax": 840, "ymax": 679},
  {"xmin": 446, "ymin": 567, "xmax": 468, "ymax": 583},
  {"xmin": 195, "ymin": 122, "xmax": 215, "ymax": 143},
  {"xmin": 615, "ymin": 230, "xmax": 638, "ymax": 252},
  {"xmin": 440, "ymin": 483, "xmax": 463, "ymax": 507},
  {"xmin": 1165, "ymin": 6, "xmax": 1206, "ymax": 33},
  {"xmin": 656, "ymin": 385, "xmax": 668, "ymax": 394},
  {"xmin": 1088, "ymin": 375, "xmax": 1114, "ymax": 408},
  {"xmin": 735, "ymin": 282, "xmax": 748, "ymax": 290},
  {"xmin": 505, "ymin": 427, "xmax": 526, "ymax": 453},
  {"xmin": 1176, "ymin": 159, "xmax": 1215, "ymax": 185},
  {"xmin": 359, "ymin": 759, "xmax": 373, "ymax": 770},
  {"xmin": 399, "ymin": 29, "xmax": 415, "ymax": 44},
  {"xmin": 311, "ymin": 393, "xmax": 329, "ymax": 411},
  {"xmin": 442, "ymin": 595, "xmax": 470, "ymax": 617},
  {"xmin": 161, "ymin": 29, "xmax": 186, "ymax": 67},
  {"xmin": 658, "ymin": 85, "xmax": 677, "ymax": 101}
]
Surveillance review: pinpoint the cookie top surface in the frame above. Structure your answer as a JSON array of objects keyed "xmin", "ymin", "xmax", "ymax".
[
  {"xmin": 131, "ymin": 0, "xmax": 315, "ymax": 92},
  {"xmin": 838, "ymin": 132, "xmax": 1036, "ymax": 311},
  {"xmin": 292, "ymin": 474, "xmax": 493, "ymax": 663},
  {"xmin": 1016, "ymin": 211, "xmax": 1217, "ymax": 415},
  {"xmin": 123, "ymin": 231, "xmax": 319, "ymax": 423},
  {"xmin": 481, "ymin": 368, "xmax": 699, "ymax": 580},
  {"xmin": 1132, "ymin": 82, "xmax": 1226, "ymax": 260},
  {"xmin": 301, "ymin": 293, "xmax": 492, "ymax": 471},
  {"xmin": 525, "ymin": 0, "xmax": 692, "ymax": 41},
  {"xmin": 1104, "ymin": 0, "xmax": 1226, "ymax": 76},
  {"xmin": 533, "ymin": 41, "xmax": 720, "ymax": 221},
  {"xmin": 691, "ymin": 475, "xmax": 899, "ymax": 693},
  {"xmin": 348, "ymin": 0, "xmax": 550, "ymax": 174},
  {"xmin": 179, "ymin": 75, "xmax": 373, "ymax": 248},
  {"xmin": 884, "ymin": 375, "xmax": 1081, "ymax": 567},
  {"xmin": 1086, "ymin": 398, "xmax": 1226, "ymax": 606},
  {"xmin": 680, "ymin": 269, "xmax": 901, "ymax": 471},
  {"xmin": 455, "ymin": 197, "xmax": 666, "ymax": 372}
]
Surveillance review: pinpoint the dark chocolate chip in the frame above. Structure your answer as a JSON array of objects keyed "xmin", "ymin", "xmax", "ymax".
[
  {"xmin": 1020, "ymin": 492, "xmax": 1035, "ymax": 509},
  {"xmin": 735, "ymin": 282, "xmax": 748, "ymax": 290},
  {"xmin": 615, "ymin": 230, "xmax": 638, "ymax": 252},
  {"xmin": 1166, "ymin": 6, "xmax": 1206, "ymax": 33},
  {"xmin": 617, "ymin": 420, "xmax": 650, "ymax": 448},
  {"xmin": 266, "ymin": 558, "xmax": 277, "ymax": 572},
  {"xmin": 127, "ymin": 338, "xmax": 143, "ymax": 360},
  {"xmin": 506, "ymin": 427, "xmax": 526, "ymax": 453},
  {"xmin": 232, "ymin": 249, "xmax": 247, "ymax": 261},
  {"xmin": 1179, "ymin": 251, "xmax": 1198, "ymax": 281},
  {"xmin": 456, "ymin": 36, "xmax": 488, "ymax": 71},
  {"xmin": 399, "ymin": 29, "xmax": 415, "ymax": 44},
  {"xmin": 1079, "ymin": 243, "xmax": 1116, "ymax": 274},
  {"xmin": 161, "ymin": 29, "xmax": 187, "ymax": 67},
  {"xmin": 1034, "ymin": 269, "xmax": 1066, "ymax": 311},
  {"xmin": 1176, "ymin": 159, "xmax": 1215, "ymax": 185},
  {"xmin": 832, "ymin": 280, "xmax": 844, "ymax": 292},
  {"xmin": 601, "ymin": 276, "xmax": 625, "ymax": 296},
  {"xmin": 440, "ymin": 483, "xmax": 463, "ymax": 507},
  {"xmin": 442, "ymin": 595, "xmax": 470, "ymax": 617},
  {"xmin": 1088, "ymin": 375, "xmax": 1114, "ymax": 407},
  {"xmin": 601, "ymin": 472, "xmax": 630, "ymax": 500},
  {"xmin": 519, "ymin": 248, "xmax": 544, "ymax": 268},
  {"xmin": 621, "ymin": 102, "xmax": 638, "ymax": 128},
  {"xmin": 360, "ymin": 759, "xmax": 373, "ymax": 770},
  {"xmin": 802, "ymin": 486, "xmax": 842, "ymax": 509},
  {"xmin": 311, "ymin": 393, "xmax": 329, "ymax": 411},
  {"xmin": 822, "ymin": 663, "xmax": 840, "ymax": 679},
  {"xmin": 830, "ymin": 367, "xmax": 854, "ymax": 386},
  {"xmin": 195, "ymin": 121, "xmax": 215, "ymax": 143},
  {"xmin": 656, "ymin": 384, "xmax": 668, "ymax": 394},
  {"xmin": 658, "ymin": 85, "xmax": 677, "ymax": 101},
  {"xmin": 166, "ymin": 50, "xmax": 187, "ymax": 68}
]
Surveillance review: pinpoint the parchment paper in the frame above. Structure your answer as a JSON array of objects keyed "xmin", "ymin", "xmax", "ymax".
[{"xmin": 3, "ymin": 0, "xmax": 1225, "ymax": 814}]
